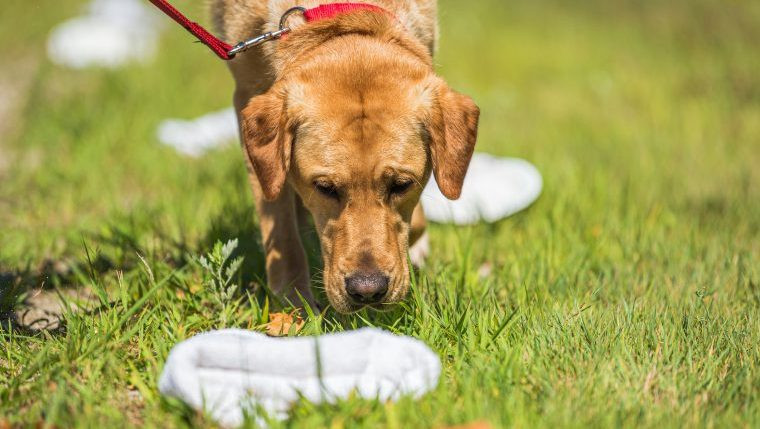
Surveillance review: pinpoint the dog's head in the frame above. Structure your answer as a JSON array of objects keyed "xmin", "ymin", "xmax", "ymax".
[{"xmin": 240, "ymin": 13, "xmax": 479, "ymax": 313}]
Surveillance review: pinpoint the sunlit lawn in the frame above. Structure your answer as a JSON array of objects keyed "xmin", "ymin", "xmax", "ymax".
[{"xmin": 1, "ymin": 0, "xmax": 759, "ymax": 427}]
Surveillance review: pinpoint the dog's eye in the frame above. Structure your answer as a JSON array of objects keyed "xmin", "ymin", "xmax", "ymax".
[
  {"xmin": 314, "ymin": 182, "xmax": 340, "ymax": 200},
  {"xmin": 389, "ymin": 180, "xmax": 413, "ymax": 196}
]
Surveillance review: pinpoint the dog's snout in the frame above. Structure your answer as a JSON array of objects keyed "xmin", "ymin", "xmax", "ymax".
[{"xmin": 345, "ymin": 271, "xmax": 389, "ymax": 304}]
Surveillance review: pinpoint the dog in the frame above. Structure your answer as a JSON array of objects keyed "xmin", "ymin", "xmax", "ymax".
[{"xmin": 211, "ymin": 0, "xmax": 479, "ymax": 313}]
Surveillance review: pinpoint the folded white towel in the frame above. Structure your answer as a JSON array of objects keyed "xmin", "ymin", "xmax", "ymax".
[
  {"xmin": 157, "ymin": 108, "xmax": 239, "ymax": 157},
  {"xmin": 158, "ymin": 328, "xmax": 441, "ymax": 427},
  {"xmin": 422, "ymin": 154, "xmax": 543, "ymax": 225}
]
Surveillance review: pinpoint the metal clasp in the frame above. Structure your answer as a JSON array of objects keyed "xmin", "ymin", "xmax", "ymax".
[{"xmin": 227, "ymin": 6, "xmax": 306, "ymax": 58}]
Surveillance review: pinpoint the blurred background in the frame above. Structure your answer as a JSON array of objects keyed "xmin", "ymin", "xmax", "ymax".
[{"xmin": 1, "ymin": 0, "xmax": 759, "ymax": 308}]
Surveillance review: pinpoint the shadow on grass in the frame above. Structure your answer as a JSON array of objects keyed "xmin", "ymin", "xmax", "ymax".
[{"xmin": 0, "ymin": 192, "xmax": 332, "ymax": 333}]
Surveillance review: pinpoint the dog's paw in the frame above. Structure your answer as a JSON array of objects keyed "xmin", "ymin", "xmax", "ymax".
[{"xmin": 409, "ymin": 232, "xmax": 430, "ymax": 268}]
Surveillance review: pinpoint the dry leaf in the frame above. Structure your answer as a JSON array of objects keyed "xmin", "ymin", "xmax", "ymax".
[
  {"xmin": 265, "ymin": 311, "xmax": 304, "ymax": 337},
  {"xmin": 0, "ymin": 419, "xmax": 11, "ymax": 429}
]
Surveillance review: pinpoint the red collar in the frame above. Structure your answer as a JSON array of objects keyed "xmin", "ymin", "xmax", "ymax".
[
  {"xmin": 148, "ymin": 0, "xmax": 389, "ymax": 60},
  {"xmin": 303, "ymin": 3, "xmax": 387, "ymax": 22}
]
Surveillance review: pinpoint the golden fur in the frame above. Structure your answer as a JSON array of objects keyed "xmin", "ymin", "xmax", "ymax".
[{"xmin": 211, "ymin": 0, "xmax": 479, "ymax": 313}]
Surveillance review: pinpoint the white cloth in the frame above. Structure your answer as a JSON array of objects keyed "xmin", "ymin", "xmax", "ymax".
[
  {"xmin": 158, "ymin": 108, "xmax": 239, "ymax": 157},
  {"xmin": 421, "ymin": 153, "xmax": 543, "ymax": 225},
  {"xmin": 47, "ymin": 0, "xmax": 161, "ymax": 68},
  {"xmin": 158, "ymin": 328, "xmax": 440, "ymax": 427}
]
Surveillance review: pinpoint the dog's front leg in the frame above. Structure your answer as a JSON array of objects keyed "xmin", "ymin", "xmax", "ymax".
[
  {"xmin": 409, "ymin": 202, "xmax": 429, "ymax": 268},
  {"xmin": 249, "ymin": 174, "xmax": 316, "ymax": 309},
  {"xmin": 233, "ymin": 86, "xmax": 315, "ymax": 310}
]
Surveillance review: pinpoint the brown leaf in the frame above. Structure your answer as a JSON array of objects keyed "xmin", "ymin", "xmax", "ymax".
[
  {"xmin": 0, "ymin": 419, "xmax": 11, "ymax": 429},
  {"xmin": 265, "ymin": 311, "xmax": 304, "ymax": 337}
]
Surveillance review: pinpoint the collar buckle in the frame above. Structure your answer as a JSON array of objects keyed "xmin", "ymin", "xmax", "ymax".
[{"xmin": 227, "ymin": 6, "xmax": 306, "ymax": 58}]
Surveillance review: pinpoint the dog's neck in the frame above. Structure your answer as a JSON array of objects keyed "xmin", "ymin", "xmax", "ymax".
[{"xmin": 265, "ymin": 8, "xmax": 433, "ymax": 77}]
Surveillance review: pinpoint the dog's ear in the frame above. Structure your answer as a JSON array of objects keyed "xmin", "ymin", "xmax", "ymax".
[
  {"xmin": 241, "ymin": 86, "xmax": 292, "ymax": 201},
  {"xmin": 425, "ymin": 81, "xmax": 480, "ymax": 200}
]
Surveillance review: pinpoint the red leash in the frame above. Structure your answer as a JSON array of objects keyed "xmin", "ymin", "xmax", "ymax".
[
  {"xmin": 147, "ymin": 1, "xmax": 385, "ymax": 60},
  {"xmin": 148, "ymin": 0, "xmax": 233, "ymax": 59}
]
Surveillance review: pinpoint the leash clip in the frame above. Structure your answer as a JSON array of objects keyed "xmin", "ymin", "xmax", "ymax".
[
  {"xmin": 227, "ymin": 6, "xmax": 306, "ymax": 58},
  {"xmin": 227, "ymin": 29, "xmax": 290, "ymax": 57}
]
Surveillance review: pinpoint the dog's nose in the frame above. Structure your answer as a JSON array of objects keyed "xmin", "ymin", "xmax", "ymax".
[{"xmin": 345, "ymin": 271, "xmax": 389, "ymax": 304}]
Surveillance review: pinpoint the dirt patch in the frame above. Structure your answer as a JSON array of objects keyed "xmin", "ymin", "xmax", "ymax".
[
  {"xmin": 12, "ymin": 287, "xmax": 98, "ymax": 331},
  {"xmin": 124, "ymin": 389, "xmax": 145, "ymax": 426},
  {"xmin": 0, "ymin": 256, "xmax": 118, "ymax": 331}
]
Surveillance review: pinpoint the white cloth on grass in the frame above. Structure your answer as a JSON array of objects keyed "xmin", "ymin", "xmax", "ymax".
[
  {"xmin": 158, "ymin": 328, "xmax": 441, "ymax": 427},
  {"xmin": 47, "ymin": 0, "xmax": 162, "ymax": 68},
  {"xmin": 421, "ymin": 153, "xmax": 543, "ymax": 225},
  {"xmin": 158, "ymin": 108, "xmax": 239, "ymax": 157}
]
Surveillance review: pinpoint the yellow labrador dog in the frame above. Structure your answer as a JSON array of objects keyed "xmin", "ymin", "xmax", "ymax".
[{"xmin": 211, "ymin": 0, "xmax": 479, "ymax": 313}]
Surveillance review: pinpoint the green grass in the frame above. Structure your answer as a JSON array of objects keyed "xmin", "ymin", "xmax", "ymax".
[{"xmin": 1, "ymin": 0, "xmax": 759, "ymax": 427}]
